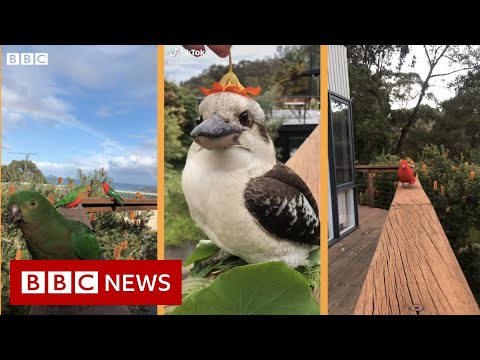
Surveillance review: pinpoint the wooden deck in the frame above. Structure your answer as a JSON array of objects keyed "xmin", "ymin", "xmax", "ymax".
[
  {"xmin": 329, "ymin": 206, "xmax": 388, "ymax": 315},
  {"xmin": 354, "ymin": 178, "xmax": 480, "ymax": 315}
]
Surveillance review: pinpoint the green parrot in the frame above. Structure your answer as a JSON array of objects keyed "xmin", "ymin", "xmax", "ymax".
[
  {"xmin": 102, "ymin": 183, "xmax": 127, "ymax": 212},
  {"xmin": 9, "ymin": 191, "xmax": 104, "ymax": 260},
  {"xmin": 54, "ymin": 180, "xmax": 93, "ymax": 208}
]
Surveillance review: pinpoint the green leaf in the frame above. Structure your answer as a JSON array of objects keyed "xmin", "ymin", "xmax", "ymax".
[
  {"xmin": 173, "ymin": 261, "xmax": 320, "ymax": 315},
  {"xmin": 308, "ymin": 246, "xmax": 320, "ymax": 267},
  {"xmin": 190, "ymin": 254, "xmax": 247, "ymax": 278},
  {"xmin": 182, "ymin": 277, "xmax": 212, "ymax": 297},
  {"xmin": 183, "ymin": 240, "xmax": 220, "ymax": 267}
]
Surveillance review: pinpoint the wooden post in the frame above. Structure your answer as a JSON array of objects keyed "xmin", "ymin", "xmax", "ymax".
[
  {"xmin": 367, "ymin": 169, "xmax": 375, "ymax": 208},
  {"xmin": 8, "ymin": 184, "xmax": 15, "ymax": 196},
  {"xmin": 48, "ymin": 194, "xmax": 54, "ymax": 205}
]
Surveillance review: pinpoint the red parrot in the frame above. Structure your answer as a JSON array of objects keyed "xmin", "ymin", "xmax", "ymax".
[
  {"xmin": 54, "ymin": 180, "xmax": 93, "ymax": 208},
  {"xmin": 398, "ymin": 159, "xmax": 416, "ymax": 187},
  {"xmin": 102, "ymin": 183, "xmax": 127, "ymax": 212}
]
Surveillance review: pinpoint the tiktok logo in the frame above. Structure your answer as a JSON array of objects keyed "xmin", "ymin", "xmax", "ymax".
[{"xmin": 170, "ymin": 47, "xmax": 179, "ymax": 57}]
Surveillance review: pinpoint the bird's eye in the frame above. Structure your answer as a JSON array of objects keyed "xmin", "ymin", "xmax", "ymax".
[
  {"xmin": 30, "ymin": 200, "xmax": 36, "ymax": 207},
  {"xmin": 239, "ymin": 111, "xmax": 249, "ymax": 126}
]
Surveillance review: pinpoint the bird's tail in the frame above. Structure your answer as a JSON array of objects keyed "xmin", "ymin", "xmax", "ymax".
[{"xmin": 120, "ymin": 202, "xmax": 127, "ymax": 213}]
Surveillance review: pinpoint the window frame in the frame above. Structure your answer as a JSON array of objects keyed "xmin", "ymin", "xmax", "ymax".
[{"xmin": 328, "ymin": 91, "xmax": 359, "ymax": 244}]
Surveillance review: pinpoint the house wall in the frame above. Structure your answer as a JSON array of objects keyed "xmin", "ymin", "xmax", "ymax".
[
  {"xmin": 327, "ymin": 45, "xmax": 356, "ymax": 243},
  {"xmin": 328, "ymin": 45, "xmax": 350, "ymax": 98}
]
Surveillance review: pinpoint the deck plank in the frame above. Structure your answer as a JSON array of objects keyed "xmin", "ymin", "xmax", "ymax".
[
  {"xmin": 354, "ymin": 177, "xmax": 480, "ymax": 315},
  {"xmin": 329, "ymin": 207, "xmax": 388, "ymax": 315}
]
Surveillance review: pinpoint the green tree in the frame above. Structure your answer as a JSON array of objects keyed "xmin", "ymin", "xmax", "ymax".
[
  {"xmin": 165, "ymin": 108, "xmax": 188, "ymax": 165},
  {"xmin": 165, "ymin": 80, "xmax": 199, "ymax": 166},
  {"xmin": 438, "ymin": 70, "xmax": 480, "ymax": 155},
  {"xmin": 346, "ymin": 45, "xmax": 411, "ymax": 72},
  {"xmin": 275, "ymin": 47, "xmax": 308, "ymax": 96},
  {"xmin": 391, "ymin": 104, "xmax": 441, "ymax": 159},
  {"xmin": 395, "ymin": 45, "xmax": 480, "ymax": 154},
  {"xmin": 348, "ymin": 64, "xmax": 392, "ymax": 163},
  {"xmin": 1, "ymin": 160, "xmax": 46, "ymax": 183}
]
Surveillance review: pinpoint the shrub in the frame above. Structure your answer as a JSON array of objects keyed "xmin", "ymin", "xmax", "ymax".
[
  {"xmin": 416, "ymin": 145, "xmax": 480, "ymax": 301},
  {"xmin": 164, "ymin": 168, "xmax": 206, "ymax": 247},
  {"xmin": 1, "ymin": 169, "xmax": 157, "ymax": 315}
]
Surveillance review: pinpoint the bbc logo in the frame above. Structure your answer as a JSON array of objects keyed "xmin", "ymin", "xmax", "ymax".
[
  {"xmin": 22, "ymin": 271, "xmax": 98, "ymax": 294},
  {"xmin": 6, "ymin": 53, "xmax": 49, "ymax": 66}
]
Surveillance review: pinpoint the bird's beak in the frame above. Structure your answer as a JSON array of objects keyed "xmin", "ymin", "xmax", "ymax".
[
  {"xmin": 191, "ymin": 114, "xmax": 242, "ymax": 150},
  {"xmin": 10, "ymin": 204, "xmax": 22, "ymax": 224}
]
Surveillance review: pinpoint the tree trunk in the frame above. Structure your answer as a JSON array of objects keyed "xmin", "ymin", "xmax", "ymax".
[
  {"xmin": 396, "ymin": 45, "xmax": 452, "ymax": 155},
  {"xmin": 395, "ymin": 69, "xmax": 434, "ymax": 155}
]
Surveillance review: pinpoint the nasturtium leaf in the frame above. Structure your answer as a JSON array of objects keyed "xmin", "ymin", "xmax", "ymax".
[
  {"xmin": 183, "ymin": 240, "xmax": 220, "ymax": 267},
  {"xmin": 308, "ymin": 246, "xmax": 320, "ymax": 267},
  {"xmin": 173, "ymin": 261, "xmax": 320, "ymax": 315}
]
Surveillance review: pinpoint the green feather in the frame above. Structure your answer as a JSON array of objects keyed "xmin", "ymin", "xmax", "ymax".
[
  {"xmin": 108, "ymin": 188, "xmax": 123, "ymax": 203},
  {"xmin": 70, "ymin": 221, "xmax": 102, "ymax": 260},
  {"xmin": 54, "ymin": 185, "xmax": 86, "ymax": 208},
  {"xmin": 8, "ymin": 191, "xmax": 103, "ymax": 260},
  {"xmin": 108, "ymin": 188, "xmax": 127, "ymax": 212}
]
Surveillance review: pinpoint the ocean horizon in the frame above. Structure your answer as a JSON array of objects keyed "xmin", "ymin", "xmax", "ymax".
[{"xmin": 46, "ymin": 176, "xmax": 157, "ymax": 194}]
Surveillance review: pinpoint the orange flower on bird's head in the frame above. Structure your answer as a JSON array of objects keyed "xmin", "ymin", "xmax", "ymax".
[{"xmin": 201, "ymin": 51, "xmax": 261, "ymax": 97}]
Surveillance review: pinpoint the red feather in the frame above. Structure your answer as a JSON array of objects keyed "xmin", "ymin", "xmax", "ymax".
[
  {"xmin": 65, "ymin": 197, "xmax": 82, "ymax": 208},
  {"xmin": 398, "ymin": 159, "xmax": 416, "ymax": 184}
]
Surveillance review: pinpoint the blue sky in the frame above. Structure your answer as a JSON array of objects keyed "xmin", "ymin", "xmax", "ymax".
[{"xmin": 2, "ymin": 45, "xmax": 157, "ymax": 186}]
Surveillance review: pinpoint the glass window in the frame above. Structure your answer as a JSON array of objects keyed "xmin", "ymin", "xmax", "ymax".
[
  {"xmin": 337, "ymin": 189, "xmax": 355, "ymax": 234},
  {"xmin": 331, "ymin": 98, "xmax": 353, "ymax": 185}
]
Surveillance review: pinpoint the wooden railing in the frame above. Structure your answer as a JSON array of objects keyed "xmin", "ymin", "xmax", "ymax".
[
  {"xmin": 354, "ymin": 176, "xmax": 480, "ymax": 315},
  {"xmin": 356, "ymin": 165, "xmax": 398, "ymax": 208},
  {"xmin": 81, "ymin": 198, "xmax": 157, "ymax": 213},
  {"xmin": 5, "ymin": 184, "xmax": 157, "ymax": 213},
  {"xmin": 286, "ymin": 126, "xmax": 319, "ymax": 204}
]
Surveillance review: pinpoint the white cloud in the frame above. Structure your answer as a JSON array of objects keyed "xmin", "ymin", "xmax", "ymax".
[
  {"xmin": 96, "ymin": 106, "xmax": 112, "ymax": 118},
  {"xmin": 35, "ymin": 146, "xmax": 157, "ymax": 185},
  {"xmin": 110, "ymin": 154, "xmax": 157, "ymax": 169},
  {"xmin": 3, "ymin": 110, "xmax": 25, "ymax": 127},
  {"xmin": 35, "ymin": 161, "xmax": 70, "ymax": 170},
  {"xmin": 41, "ymin": 96, "xmax": 72, "ymax": 114},
  {"xmin": 2, "ymin": 45, "xmax": 157, "ymax": 185},
  {"xmin": 2, "ymin": 143, "xmax": 12, "ymax": 150},
  {"xmin": 2, "ymin": 45, "xmax": 156, "ymax": 128}
]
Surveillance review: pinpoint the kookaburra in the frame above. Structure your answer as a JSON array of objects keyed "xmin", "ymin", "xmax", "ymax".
[{"xmin": 182, "ymin": 92, "xmax": 319, "ymax": 268}]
